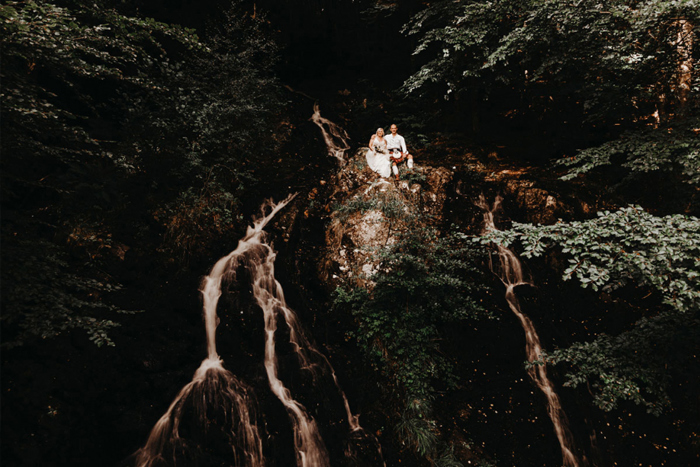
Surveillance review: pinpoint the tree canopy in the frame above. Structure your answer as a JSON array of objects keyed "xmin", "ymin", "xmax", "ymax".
[
  {"xmin": 404, "ymin": 0, "xmax": 699, "ymax": 184},
  {"xmin": 1, "ymin": 0, "xmax": 284, "ymax": 346}
]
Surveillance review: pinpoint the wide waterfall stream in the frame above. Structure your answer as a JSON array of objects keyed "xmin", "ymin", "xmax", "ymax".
[
  {"xmin": 134, "ymin": 198, "xmax": 291, "ymax": 467},
  {"xmin": 135, "ymin": 108, "xmax": 383, "ymax": 467},
  {"xmin": 478, "ymin": 194, "xmax": 581, "ymax": 467}
]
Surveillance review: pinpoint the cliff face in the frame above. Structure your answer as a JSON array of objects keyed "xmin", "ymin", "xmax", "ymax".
[{"xmin": 321, "ymin": 149, "xmax": 452, "ymax": 289}]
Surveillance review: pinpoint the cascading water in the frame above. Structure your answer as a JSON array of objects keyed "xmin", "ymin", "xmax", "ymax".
[
  {"xmin": 310, "ymin": 103, "xmax": 350, "ymax": 164},
  {"xmin": 133, "ymin": 197, "xmax": 298, "ymax": 467},
  {"xmin": 233, "ymin": 200, "xmax": 330, "ymax": 467},
  {"xmin": 308, "ymin": 105, "xmax": 386, "ymax": 466},
  {"xmin": 136, "ymin": 189, "xmax": 383, "ymax": 466},
  {"xmin": 235, "ymin": 218, "xmax": 357, "ymax": 466},
  {"xmin": 134, "ymin": 359, "xmax": 264, "ymax": 467},
  {"xmin": 237, "ymin": 201, "xmax": 384, "ymax": 466},
  {"xmin": 477, "ymin": 194, "xmax": 580, "ymax": 467}
]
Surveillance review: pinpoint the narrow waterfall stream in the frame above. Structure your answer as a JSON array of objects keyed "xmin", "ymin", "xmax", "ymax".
[
  {"xmin": 477, "ymin": 194, "xmax": 580, "ymax": 467},
  {"xmin": 310, "ymin": 103, "xmax": 350, "ymax": 164},
  {"xmin": 308, "ymin": 105, "xmax": 387, "ymax": 465},
  {"xmin": 229, "ymin": 196, "xmax": 330, "ymax": 467},
  {"xmin": 241, "ymin": 204, "xmax": 384, "ymax": 466}
]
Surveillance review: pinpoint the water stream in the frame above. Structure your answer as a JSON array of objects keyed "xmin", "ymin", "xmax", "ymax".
[
  {"xmin": 136, "ymin": 107, "xmax": 383, "ymax": 463},
  {"xmin": 134, "ymin": 197, "xmax": 294, "ymax": 467},
  {"xmin": 478, "ymin": 194, "xmax": 580, "ymax": 467},
  {"xmin": 310, "ymin": 102, "xmax": 350, "ymax": 164}
]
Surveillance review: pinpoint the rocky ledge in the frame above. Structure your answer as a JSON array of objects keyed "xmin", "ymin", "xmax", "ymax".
[{"xmin": 321, "ymin": 148, "xmax": 452, "ymax": 289}]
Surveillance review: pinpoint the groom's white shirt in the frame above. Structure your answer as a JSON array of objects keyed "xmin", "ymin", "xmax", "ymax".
[{"xmin": 385, "ymin": 133, "xmax": 407, "ymax": 153}]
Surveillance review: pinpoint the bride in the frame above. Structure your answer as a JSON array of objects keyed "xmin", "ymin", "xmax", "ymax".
[{"xmin": 365, "ymin": 127, "xmax": 392, "ymax": 178}]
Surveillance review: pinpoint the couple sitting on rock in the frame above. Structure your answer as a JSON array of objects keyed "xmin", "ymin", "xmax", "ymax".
[{"xmin": 366, "ymin": 123, "xmax": 414, "ymax": 180}]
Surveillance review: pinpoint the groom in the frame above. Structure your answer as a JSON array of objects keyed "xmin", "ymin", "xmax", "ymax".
[{"xmin": 385, "ymin": 123, "xmax": 414, "ymax": 180}]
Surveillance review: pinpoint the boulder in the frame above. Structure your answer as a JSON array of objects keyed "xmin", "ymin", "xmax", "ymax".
[{"xmin": 321, "ymin": 149, "xmax": 451, "ymax": 289}]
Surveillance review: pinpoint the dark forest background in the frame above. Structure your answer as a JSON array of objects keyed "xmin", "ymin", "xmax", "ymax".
[{"xmin": 2, "ymin": 1, "xmax": 699, "ymax": 466}]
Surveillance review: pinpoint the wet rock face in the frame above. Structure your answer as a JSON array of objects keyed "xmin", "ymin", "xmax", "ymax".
[
  {"xmin": 484, "ymin": 169, "xmax": 574, "ymax": 225},
  {"xmin": 503, "ymin": 179, "xmax": 570, "ymax": 225},
  {"xmin": 322, "ymin": 149, "xmax": 451, "ymax": 289},
  {"xmin": 422, "ymin": 165, "xmax": 453, "ymax": 216}
]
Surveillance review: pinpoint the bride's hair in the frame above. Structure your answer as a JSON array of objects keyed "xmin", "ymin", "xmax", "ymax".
[{"xmin": 376, "ymin": 127, "xmax": 384, "ymax": 135}]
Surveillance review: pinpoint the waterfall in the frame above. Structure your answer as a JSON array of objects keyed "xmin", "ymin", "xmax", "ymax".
[
  {"xmin": 308, "ymin": 105, "xmax": 387, "ymax": 465},
  {"xmin": 134, "ymin": 359, "xmax": 264, "ymax": 467},
  {"xmin": 133, "ymin": 196, "xmax": 297, "ymax": 467},
  {"xmin": 136, "ymin": 192, "xmax": 383, "ymax": 466},
  {"xmin": 310, "ymin": 102, "xmax": 350, "ymax": 164},
  {"xmin": 236, "ymin": 199, "xmax": 383, "ymax": 466},
  {"xmin": 232, "ymin": 198, "xmax": 330, "ymax": 467},
  {"xmin": 477, "ymin": 194, "xmax": 580, "ymax": 467}
]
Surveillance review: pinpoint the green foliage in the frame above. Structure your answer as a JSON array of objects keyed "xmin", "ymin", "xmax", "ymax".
[
  {"xmin": 432, "ymin": 444, "xmax": 494, "ymax": 467},
  {"xmin": 397, "ymin": 398, "xmax": 439, "ymax": 457},
  {"xmin": 332, "ymin": 188, "xmax": 417, "ymax": 224},
  {"xmin": 558, "ymin": 116, "xmax": 700, "ymax": 184},
  {"xmin": 155, "ymin": 178, "xmax": 242, "ymax": 263},
  {"xmin": 482, "ymin": 206, "xmax": 700, "ymax": 414},
  {"xmin": 0, "ymin": 238, "xmax": 140, "ymax": 348},
  {"xmin": 434, "ymin": 445, "xmax": 464, "ymax": 467},
  {"xmin": 482, "ymin": 206, "xmax": 700, "ymax": 312},
  {"xmin": 2, "ymin": 0, "xmax": 282, "ymax": 244},
  {"xmin": 1, "ymin": 0, "xmax": 202, "ymax": 163},
  {"xmin": 1, "ymin": 1, "xmax": 284, "ymax": 346},
  {"xmin": 404, "ymin": 0, "xmax": 699, "ymax": 117},
  {"xmin": 334, "ymin": 225, "xmax": 492, "ymax": 458},
  {"xmin": 401, "ymin": 166, "xmax": 428, "ymax": 185},
  {"xmin": 404, "ymin": 0, "xmax": 699, "ymax": 182},
  {"xmin": 535, "ymin": 311, "xmax": 699, "ymax": 415},
  {"xmin": 331, "ymin": 164, "xmax": 494, "ymax": 462}
]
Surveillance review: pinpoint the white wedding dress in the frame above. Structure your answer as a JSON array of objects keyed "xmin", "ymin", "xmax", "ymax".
[{"xmin": 366, "ymin": 137, "xmax": 392, "ymax": 178}]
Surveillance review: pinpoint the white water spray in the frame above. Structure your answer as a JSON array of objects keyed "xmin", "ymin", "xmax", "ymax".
[
  {"xmin": 310, "ymin": 103, "xmax": 350, "ymax": 164},
  {"xmin": 478, "ymin": 194, "xmax": 579, "ymax": 467},
  {"xmin": 134, "ymin": 357, "xmax": 264, "ymax": 467}
]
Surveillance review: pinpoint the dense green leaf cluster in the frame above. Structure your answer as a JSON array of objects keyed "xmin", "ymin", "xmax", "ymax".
[
  {"xmin": 0, "ymin": 239, "xmax": 142, "ymax": 348},
  {"xmin": 536, "ymin": 311, "xmax": 699, "ymax": 415},
  {"xmin": 482, "ymin": 206, "xmax": 700, "ymax": 413},
  {"xmin": 557, "ymin": 116, "xmax": 700, "ymax": 184},
  {"xmin": 405, "ymin": 0, "xmax": 699, "ymax": 115},
  {"xmin": 483, "ymin": 206, "xmax": 700, "ymax": 312},
  {"xmin": 335, "ymin": 223, "xmax": 492, "ymax": 460}
]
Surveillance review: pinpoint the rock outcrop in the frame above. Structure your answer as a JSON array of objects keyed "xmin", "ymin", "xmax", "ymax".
[
  {"xmin": 484, "ymin": 168, "xmax": 575, "ymax": 225},
  {"xmin": 321, "ymin": 149, "xmax": 452, "ymax": 289}
]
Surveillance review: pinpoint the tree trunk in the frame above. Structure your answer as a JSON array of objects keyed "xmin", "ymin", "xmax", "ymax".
[{"xmin": 671, "ymin": 19, "xmax": 694, "ymax": 116}]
